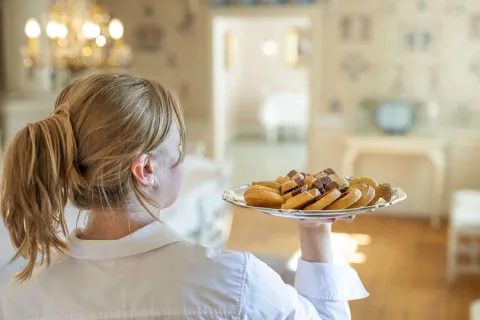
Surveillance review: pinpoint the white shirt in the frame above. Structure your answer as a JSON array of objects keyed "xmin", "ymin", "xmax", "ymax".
[{"xmin": 0, "ymin": 221, "xmax": 368, "ymax": 320}]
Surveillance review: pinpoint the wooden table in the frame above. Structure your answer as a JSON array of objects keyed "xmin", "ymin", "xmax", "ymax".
[{"xmin": 342, "ymin": 136, "xmax": 446, "ymax": 228}]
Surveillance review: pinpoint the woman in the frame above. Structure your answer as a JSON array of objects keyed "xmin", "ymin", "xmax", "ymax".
[{"xmin": 0, "ymin": 74, "xmax": 368, "ymax": 319}]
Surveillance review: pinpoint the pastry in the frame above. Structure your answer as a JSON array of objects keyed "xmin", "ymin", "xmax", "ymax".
[
  {"xmin": 348, "ymin": 183, "xmax": 375, "ymax": 208},
  {"xmin": 302, "ymin": 174, "xmax": 316, "ymax": 189},
  {"xmin": 367, "ymin": 183, "xmax": 394, "ymax": 205},
  {"xmin": 245, "ymin": 189, "xmax": 285, "ymax": 208},
  {"xmin": 281, "ymin": 189, "xmax": 320, "ymax": 210},
  {"xmin": 252, "ymin": 181, "xmax": 282, "ymax": 190},
  {"xmin": 324, "ymin": 188, "xmax": 362, "ymax": 210},
  {"xmin": 283, "ymin": 185, "xmax": 308, "ymax": 200},
  {"xmin": 305, "ymin": 189, "xmax": 342, "ymax": 210},
  {"xmin": 325, "ymin": 177, "xmax": 349, "ymax": 193},
  {"xmin": 244, "ymin": 185, "xmax": 281, "ymax": 196},
  {"xmin": 280, "ymin": 173, "xmax": 305, "ymax": 194},
  {"xmin": 349, "ymin": 176, "xmax": 378, "ymax": 189}
]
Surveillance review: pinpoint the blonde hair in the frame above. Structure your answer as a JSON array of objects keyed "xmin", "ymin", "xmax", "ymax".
[{"xmin": 0, "ymin": 73, "xmax": 186, "ymax": 281}]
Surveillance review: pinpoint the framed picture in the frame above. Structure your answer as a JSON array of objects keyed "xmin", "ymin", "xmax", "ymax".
[
  {"xmin": 285, "ymin": 27, "xmax": 311, "ymax": 67},
  {"xmin": 399, "ymin": 21, "xmax": 440, "ymax": 54},
  {"xmin": 134, "ymin": 23, "xmax": 164, "ymax": 52}
]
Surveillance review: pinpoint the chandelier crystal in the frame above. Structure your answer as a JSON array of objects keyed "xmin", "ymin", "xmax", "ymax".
[{"xmin": 22, "ymin": 0, "xmax": 131, "ymax": 74}]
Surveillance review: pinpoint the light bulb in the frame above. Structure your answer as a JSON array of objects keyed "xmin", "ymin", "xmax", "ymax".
[
  {"xmin": 25, "ymin": 19, "xmax": 41, "ymax": 39},
  {"xmin": 108, "ymin": 19, "xmax": 124, "ymax": 40},
  {"xmin": 96, "ymin": 35, "xmax": 106, "ymax": 47},
  {"xmin": 46, "ymin": 21, "xmax": 59, "ymax": 39},
  {"xmin": 82, "ymin": 21, "xmax": 100, "ymax": 39},
  {"xmin": 262, "ymin": 41, "xmax": 277, "ymax": 56},
  {"xmin": 58, "ymin": 24, "xmax": 68, "ymax": 39}
]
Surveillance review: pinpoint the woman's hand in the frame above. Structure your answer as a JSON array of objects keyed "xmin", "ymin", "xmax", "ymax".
[{"xmin": 297, "ymin": 216, "xmax": 355, "ymax": 263}]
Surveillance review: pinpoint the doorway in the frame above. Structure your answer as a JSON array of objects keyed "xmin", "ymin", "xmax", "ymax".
[{"xmin": 211, "ymin": 13, "xmax": 315, "ymax": 185}]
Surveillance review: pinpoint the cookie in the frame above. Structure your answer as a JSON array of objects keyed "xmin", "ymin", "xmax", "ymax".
[
  {"xmin": 276, "ymin": 176, "xmax": 287, "ymax": 184},
  {"xmin": 325, "ymin": 177, "xmax": 349, "ymax": 193},
  {"xmin": 312, "ymin": 180, "xmax": 326, "ymax": 194},
  {"xmin": 302, "ymin": 174, "xmax": 316, "ymax": 189},
  {"xmin": 324, "ymin": 188, "xmax": 362, "ymax": 210},
  {"xmin": 280, "ymin": 173, "xmax": 305, "ymax": 194},
  {"xmin": 281, "ymin": 189, "xmax": 320, "ymax": 210},
  {"xmin": 349, "ymin": 176, "xmax": 378, "ymax": 189},
  {"xmin": 348, "ymin": 183, "xmax": 375, "ymax": 209},
  {"xmin": 304, "ymin": 189, "xmax": 342, "ymax": 210},
  {"xmin": 252, "ymin": 181, "xmax": 281, "ymax": 190},
  {"xmin": 245, "ymin": 190, "xmax": 285, "ymax": 208},
  {"xmin": 368, "ymin": 183, "xmax": 394, "ymax": 206},
  {"xmin": 283, "ymin": 185, "xmax": 308, "ymax": 200},
  {"xmin": 245, "ymin": 185, "xmax": 281, "ymax": 196}
]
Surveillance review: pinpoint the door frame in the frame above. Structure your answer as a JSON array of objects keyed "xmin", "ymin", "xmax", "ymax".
[{"xmin": 204, "ymin": 4, "xmax": 325, "ymax": 168}]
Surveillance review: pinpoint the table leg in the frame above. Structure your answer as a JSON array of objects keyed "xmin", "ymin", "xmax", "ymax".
[{"xmin": 428, "ymin": 150, "xmax": 446, "ymax": 228}]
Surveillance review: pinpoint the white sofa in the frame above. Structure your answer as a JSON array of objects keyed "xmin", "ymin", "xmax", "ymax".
[{"xmin": 258, "ymin": 92, "xmax": 309, "ymax": 142}]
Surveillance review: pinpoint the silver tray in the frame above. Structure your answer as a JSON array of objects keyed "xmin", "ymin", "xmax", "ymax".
[{"xmin": 222, "ymin": 184, "xmax": 407, "ymax": 219}]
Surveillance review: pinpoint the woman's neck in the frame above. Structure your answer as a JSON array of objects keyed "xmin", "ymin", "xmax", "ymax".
[{"xmin": 78, "ymin": 209, "xmax": 157, "ymax": 240}]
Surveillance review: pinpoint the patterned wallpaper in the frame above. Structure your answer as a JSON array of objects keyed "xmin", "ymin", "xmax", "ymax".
[
  {"xmin": 100, "ymin": 0, "xmax": 480, "ymax": 128},
  {"xmin": 100, "ymin": 0, "xmax": 208, "ymax": 120}
]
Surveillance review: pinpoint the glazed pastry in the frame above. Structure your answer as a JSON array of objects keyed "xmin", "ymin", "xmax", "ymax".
[
  {"xmin": 280, "ymin": 173, "xmax": 305, "ymax": 194},
  {"xmin": 252, "ymin": 181, "xmax": 281, "ymax": 190},
  {"xmin": 244, "ymin": 185, "xmax": 281, "ymax": 196},
  {"xmin": 325, "ymin": 177, "xmax": 349, "ymax": 193},
  {"xmin": 348, "ymin": 183, "xmax": 375, "ymax": 209},
  {"xmin": 349, "ymin": 176, "xmax": 378, "ymax": 189},
  {"xmin": 281, "ymin": 189, "xmax": 320, "ymax": 210},
  {"xmin": 324, "ymin": 188, "xmax": 362, "ymax": 210},
  {"xmin": 305, "ymin": 189, "xmax": 342, "ymax": 210},
  {"xmin": 367, "ymin": 183, "xmax": 394, "ymax": 206},
  {"xmin": 302, "ymin": 174, "xmax": 316, "ymax": 189},
  {"xmin": 245, "ymin": 189, "xmax": 285, "ymax": 208},
  {"xmin": 283, "ymin": 185, "xmax": 308, "ymax": 200}
]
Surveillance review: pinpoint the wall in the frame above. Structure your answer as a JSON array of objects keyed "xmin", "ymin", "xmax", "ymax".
[
  {"xmin": 1, "ymin": 0, "xmax": 51, "ymax": 94},
  {"xmin": 318, "ymin": 0, "xmax": 480, "ymax": 124},
  {"xmin": 223, "ymin": 17, "xmax": 309, "ymax": 138},
  {"xmin": 310, "ymin": 0, "xmax": 480, "ymax": 216},
  {"xmin": 99, "ymin": 0, "xmax": 209, "ymax": 121}
]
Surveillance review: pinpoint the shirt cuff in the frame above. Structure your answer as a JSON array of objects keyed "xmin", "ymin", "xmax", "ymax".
[{"xmin": 294, "ymin": 259, "xmax": 369, "ymax": 301}]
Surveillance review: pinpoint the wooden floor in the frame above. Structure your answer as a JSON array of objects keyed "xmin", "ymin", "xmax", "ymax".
[{"xmin": 227, "ymin": 208, "xmax": 480, "ymax": 320}]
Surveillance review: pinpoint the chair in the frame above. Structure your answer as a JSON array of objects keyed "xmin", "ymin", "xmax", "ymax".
[{"xmin": 447, "ymin": 190, "xmax": 480, "ymax": 285}]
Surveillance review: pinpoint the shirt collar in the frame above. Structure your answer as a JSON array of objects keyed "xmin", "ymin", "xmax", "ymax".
[{"xmin": 67, "ymin": 221, "xmax": 184, "ymax": 260}]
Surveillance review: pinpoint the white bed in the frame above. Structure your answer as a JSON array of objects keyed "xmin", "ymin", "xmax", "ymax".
[{"xmin": 258, "ymin": 92, "xmax": 309, "ymax": 142}]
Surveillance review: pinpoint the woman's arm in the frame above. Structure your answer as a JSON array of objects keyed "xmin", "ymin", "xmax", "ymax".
[
  {"xmin": 298, "ymin": 222, "xmax": 334, "ymax": 263},
  {"xmin": 242, "ymin": 221, "xmax": 368, "ymax": 320}
]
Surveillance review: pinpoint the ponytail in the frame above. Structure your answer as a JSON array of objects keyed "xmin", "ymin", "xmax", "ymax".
[{"xmin": 0, "ymin": 105, "xmax": 80, "ymax": 281}]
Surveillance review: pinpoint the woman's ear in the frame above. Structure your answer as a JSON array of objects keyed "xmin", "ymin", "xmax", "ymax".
[{"xmin": 131, "ymin": 154, "xmax": 152, "ymax": 187}]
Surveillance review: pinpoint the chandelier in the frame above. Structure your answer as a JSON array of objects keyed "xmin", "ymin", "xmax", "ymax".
[{"xmin": 22, "ymin": 0, "xmax": 131, "ymax": 74}]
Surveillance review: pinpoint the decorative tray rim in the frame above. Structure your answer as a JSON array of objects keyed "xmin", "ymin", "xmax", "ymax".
[{"xmin": 221, "ymin": 184, "xmax": 407, "ymax": 218}]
